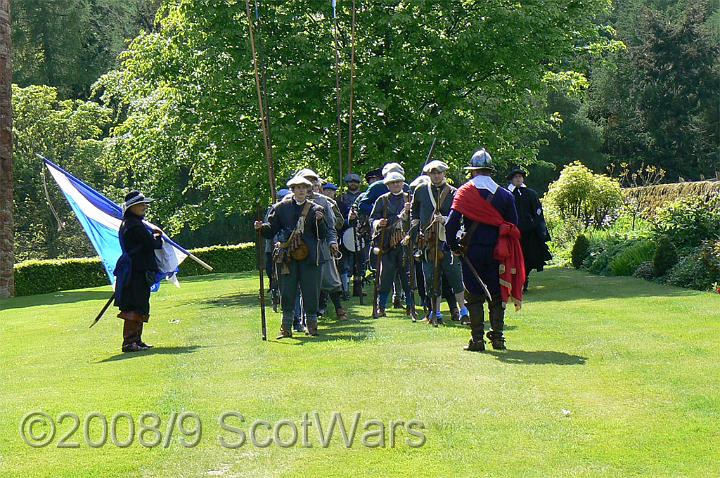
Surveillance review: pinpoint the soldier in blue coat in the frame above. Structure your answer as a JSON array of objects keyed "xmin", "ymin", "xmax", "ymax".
[
  {"xmin": 255, "ymin": 176, "xmax": 327, "ymax": 338},
  {"xmin": 411, "ymin": 160, "xmax": 469, "ymax": 326},
  {"xmin": 369, "ymin": 171, "xmax": 416, "ymax": 319}
]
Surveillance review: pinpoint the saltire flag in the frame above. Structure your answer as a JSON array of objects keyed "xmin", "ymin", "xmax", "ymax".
[{"xmin": 42, "ymin": 156, "xmax": 189, "ymax": 291}]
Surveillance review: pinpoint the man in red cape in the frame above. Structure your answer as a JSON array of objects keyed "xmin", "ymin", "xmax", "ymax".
[{"xmin": 446, "ymin": 149, "xmax": 525, "ymax": 351}]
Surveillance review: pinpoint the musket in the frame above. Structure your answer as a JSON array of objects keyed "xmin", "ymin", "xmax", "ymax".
[
  {"xmin": 424, "ymin": 137, "xmax": 437, "ymax": 168},
  {"xmin": 459, "ymin": 253, "xmax": 493, "ymax": 302},
  {"xmin": 89, "ymin": 292, "xmax": 116, "ymax": 328},
  {"xmin": 255, "ymin": 202, "xmax": 268, "ymax": 341},
  {"xmin": 404, "ymin": 193, "xmax": 417, "ymax": 300},
  {"xmin": 351, "ymin": 206, "xmax": 364, "ymax": 304},
  {"xmin": 372, "ymin": 221, "xmax": 386, "ymax": 318},
  {"xmin": 430, "ymin": 215, "xmax": 441, "ymax": 326}
]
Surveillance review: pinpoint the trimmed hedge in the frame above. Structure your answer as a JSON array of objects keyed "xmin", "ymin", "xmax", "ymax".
[{"xmin": 13, "ymin": 243, "xmax": 256, "ymax": 297}]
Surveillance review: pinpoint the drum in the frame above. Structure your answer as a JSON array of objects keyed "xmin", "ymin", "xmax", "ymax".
[{"xmin": 342, "ymin": 227, "xmax": 366, "ymax": 252}]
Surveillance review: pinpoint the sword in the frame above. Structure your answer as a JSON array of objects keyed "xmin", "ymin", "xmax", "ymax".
[
  {"xmin": 89, "ymin": 292, "xmax": 116, "ymax": 328},
  {"xmin": 459, "ymin": 254, "xmax": 493, "ymax": 302}
]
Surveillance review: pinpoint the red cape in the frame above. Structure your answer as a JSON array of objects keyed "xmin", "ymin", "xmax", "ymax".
[{"xmin": 452, "ymin": 183, "xmax": 526, "ymax": 309}]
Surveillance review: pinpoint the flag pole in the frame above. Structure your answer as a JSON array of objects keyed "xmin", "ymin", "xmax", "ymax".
[
  {"xmin": 333, "ymin": 0, "xmax": 344, "ymax": 184},
  {"xmin": 245, "ymin": 0, "xmax": 276, "ymax": 199},
  {"xmin": 347, "ymin": 0, "xmax": 357, "ymax": 174}
]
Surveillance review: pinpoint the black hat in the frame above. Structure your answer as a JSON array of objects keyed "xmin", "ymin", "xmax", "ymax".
[
  {"xmin": 122, "ymin": 190, "xmax": 153, "ymax": 213},
  {"xmin": 365, "ymin": 168, "xmax": 383, "ymax": 182},
  {"xmin": 506, "ymin": 167, "xmax": 527, "ymax": 181}
]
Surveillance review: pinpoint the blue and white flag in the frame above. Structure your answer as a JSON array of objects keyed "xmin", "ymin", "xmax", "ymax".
[{"xmin": 43, "ymin": 157, "xmax": 190, "ymax": 290}]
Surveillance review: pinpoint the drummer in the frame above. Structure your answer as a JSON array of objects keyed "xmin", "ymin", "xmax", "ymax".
[{"xmin": 338, "ymin": 173, "xmax": 364, "ymax": 300}]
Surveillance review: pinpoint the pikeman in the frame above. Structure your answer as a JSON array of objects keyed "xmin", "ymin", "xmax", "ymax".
[
  {"xmin": 295, "ymin": 169, "xmax": 348, "ymax": 321},
  {"xmin": 446, "ymin": 149, "xmax": 525, "ymax": 351},
  {"xmin": 411, "ymin": 160, "xmax": 469, "ymax": 326},
  {"xmin": 369, "ymin": 171, "xmax": 416, "ymax": 319},
  {"xmin": 254, "ymin": 176, "xmax": 327, "ymax": 338}
]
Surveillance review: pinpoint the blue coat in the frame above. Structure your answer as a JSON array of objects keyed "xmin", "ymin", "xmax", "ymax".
[{"xmin": 445, "ymin": 186, "xmax": 518, "ymax": 296}]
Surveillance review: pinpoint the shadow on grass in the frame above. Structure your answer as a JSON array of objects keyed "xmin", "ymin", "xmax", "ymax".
[
  {"xmin": 0, "ymin": 290, "xmax": 112, "ymax": 311},
  {"xmin": 200, "ymin": 293, "xmax": 260, "ymax": 309},
  {"xmin": 533, "ymin": 269, "xmax": 702, "ymax": 302},
  {"xmin": 487, "ymin": 349, "xmax": 587, "ymax": 365},
  {"xmin": 96, "ymin": 345, "xmax": 203, "ymax": 363}
]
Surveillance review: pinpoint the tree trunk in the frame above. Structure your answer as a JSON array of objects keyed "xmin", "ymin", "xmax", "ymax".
[{"xmin": 0, "ymin": 0, "xmax": 13, "ymax": 298}]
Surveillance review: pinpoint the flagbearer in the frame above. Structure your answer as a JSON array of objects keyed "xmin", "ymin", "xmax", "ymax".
[
  {"xmin": 446, "ymin": 150, "xmax": 525, "ymax": 351},
  {"xmin": 114, "ymin": 191, "xmax": 163, "ymax": 353},
  {"xmin": 411, "ymin": 160, "xmax": 469, "ymax": 326},
  {"xmin": 255, "ymin": 176, "xmax": 327, "ymax": 338}
]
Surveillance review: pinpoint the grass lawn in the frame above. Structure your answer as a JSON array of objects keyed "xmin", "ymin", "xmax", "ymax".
[{"xmin": 1, "ymin": 268, "xmax": 719, "ymax": 477}]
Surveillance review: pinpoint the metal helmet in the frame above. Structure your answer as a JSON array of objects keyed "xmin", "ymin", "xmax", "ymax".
[{"xmin": 465, "ymin": 148, "xmax": 494, "ymax": 171}]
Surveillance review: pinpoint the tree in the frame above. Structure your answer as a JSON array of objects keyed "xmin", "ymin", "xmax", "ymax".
[
  {"xmin": 97, "ymin": 0, "xmax": 613, "ymax": 234},
  {"xmin": 11, "ymin": 0, "xmax": 162, "ymax": 98},
  {"xmin": 0, "ymin": 0, "xmax": 13, "ymax": 298},
  {"xmin": 12, "ymin": 85, "xmax": 112, "ymax": 261},
  {"xmin": 586, "ymin": 0, "xmax": 720, "ymax": 180}
]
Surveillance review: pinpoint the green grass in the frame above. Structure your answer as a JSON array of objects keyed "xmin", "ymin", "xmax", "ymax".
[{"xmin": 1, "ymin": 269, "xmax": 719, "ymax": 477}]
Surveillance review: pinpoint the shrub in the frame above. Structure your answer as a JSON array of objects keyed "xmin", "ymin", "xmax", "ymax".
[
  {"xmin": 571, "ymin": 234, "xmax": 591, "ymax": 269},
  {"xmin": 13, "ymin": 243, "xmax": 257, "ymax": 296},
  {"xmin": 586, "ymin": 239, "xmax": 629, "ymax": 275},
  {"xmin": 653, "ymin": 236, "xmax": 678, "ymax": 277},
  {"xmin": 633, "ymin": 261, "xmax": 656, "ymax": 280},
  {"xmin": 544, "ymin": 161, "xmax": 623, "ymax": 229},
  {"xmin": 15, "ymin": 258, "xmax": 108, "ymax": 297},
  {"xmin": 665, "ymin": 241, "xmax": 720, "ymax": 291},
  {"xmin": 177, "ymin": 243, "xmax": 256, "ymax": 277},
  {"xmin": 610, "ymin": 240, "xmax": 657, "ymax": 276},
  {"xmin": 654, "ymin": 196, "xmax": 720, "ymax": 250}
]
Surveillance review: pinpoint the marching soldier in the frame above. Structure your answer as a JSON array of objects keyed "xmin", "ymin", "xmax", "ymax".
[
  {"xmin": 369, "ymin": 171, "xmax": 416, "ymax": 319},
  {"xmin": 446, "ymin": 149, "xmax": 525, "ymax": 351},
  {"xmin": 506, "ymin": 167, "xmax": 552, "ymax": 292},
  {"xmin": 254, "ymin": 176, "xmax": 327, "ymax": 338},
  {"xmin": 411, "ymin": 160, "xmax": 469, "ymax": 326},
  {"xmin": 295, "ymin": 169, "xmax": 348, "ymax": 320}
]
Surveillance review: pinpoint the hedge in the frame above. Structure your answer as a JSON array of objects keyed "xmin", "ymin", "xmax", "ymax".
[
  {"xmin": 13, "ymin": 243, "xmax": 257, "ymax": 297},
  {"xmin": 624, "ymin": 180, "xmax": 720, "ymax": 217}
]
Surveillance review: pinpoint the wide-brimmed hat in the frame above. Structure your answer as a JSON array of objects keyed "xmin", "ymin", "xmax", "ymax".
[
  {"xmin": 383, "ymin": 171, "xmax": 405, "ymax": 184},
  {"xmin": 423, "ymin": 160, "xmax": 449, "ymax": 174},
  {"xmin": 344, "ymin": 173, "xmax": 361, "ymax": 183},
  {"xmin": 464, "ymin": 148, "xmax": 495, "ymax": 171},
  {"xmin": 295, "ymin": 168, "xmax": 319, "ymax": 180},
  {"xmin": 287, "ymin": 176, "xmax": 313, "ymax": 188},
  {"xmin": 506, "ymin": 167, "xmax": 527, "ymax": 181},
  {"xmin": 382, "ymin": 162, "xmax": 405, "ymax": 177},
  {"xmin": 122, "ymin": 190, "xmax": 153, "ymax": 214},
  {"xmin": 365, "ymin": 168, "xmax": 383, "ymax": 182}
]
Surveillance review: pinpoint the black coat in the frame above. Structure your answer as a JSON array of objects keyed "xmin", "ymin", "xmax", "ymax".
[
  {"xmin": 114, "ymin": 212, "xmax": 163, "ymax": 315},
  {"xmin": 511, "ymin": 186, "xmax": 552, "ymax": 271}
]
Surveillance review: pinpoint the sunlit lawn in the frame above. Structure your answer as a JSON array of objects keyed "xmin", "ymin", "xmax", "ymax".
[{"xmin": 1, "ymin": 268, "xmax": 719, "ymax": 477}]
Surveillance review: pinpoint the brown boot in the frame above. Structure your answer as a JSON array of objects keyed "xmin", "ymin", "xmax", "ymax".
[
  {"xmin": 336, "ymin": 308, "xmax": 348, "ymax": 320},
  {"xmin": 276, "ymin": 328, "xmax": 293, "ymax": 339},
  {"xmin": 373, "ymin": 307, "xmax": 386, "ymax": 319}
]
